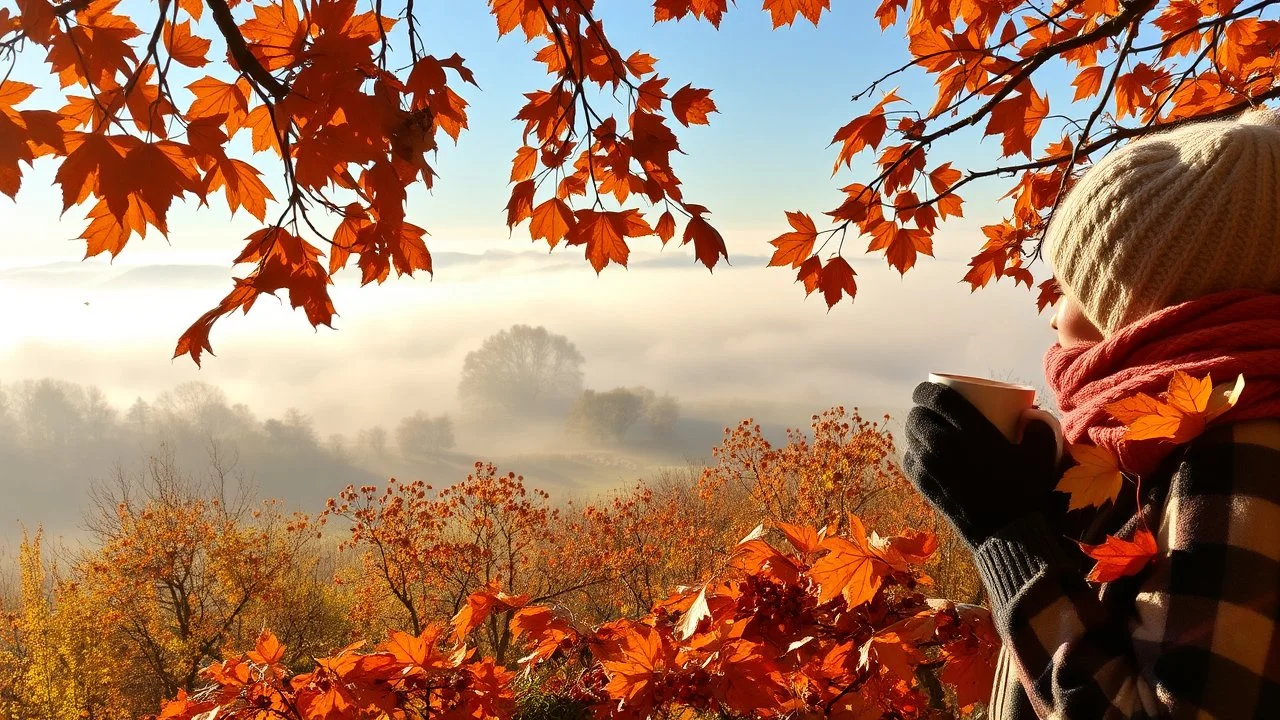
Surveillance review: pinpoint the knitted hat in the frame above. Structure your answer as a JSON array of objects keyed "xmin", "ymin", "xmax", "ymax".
[{"xmin": 1044, "ymin": 107, "xmax": 1280, "ymax": 336}]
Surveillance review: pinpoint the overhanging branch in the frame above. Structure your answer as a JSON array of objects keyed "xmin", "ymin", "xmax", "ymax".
[{"xmin": 205, "ymin": 0, "xmax": 289, "ymax": 99}]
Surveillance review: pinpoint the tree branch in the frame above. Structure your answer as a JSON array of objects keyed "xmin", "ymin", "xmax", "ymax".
[{"xmin": 205, "ymin": 0, "xmax": 289, "ymax": 99}]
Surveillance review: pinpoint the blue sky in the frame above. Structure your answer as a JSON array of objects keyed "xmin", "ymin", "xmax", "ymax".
[{"xmin": 0, "ymin": 1, "xmax": 1060, "ymax": 436}]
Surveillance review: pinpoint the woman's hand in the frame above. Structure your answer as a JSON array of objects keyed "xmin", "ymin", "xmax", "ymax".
[{"xmin": 903, "ymin": 382, "xmax": 1062, "ymax": 548}]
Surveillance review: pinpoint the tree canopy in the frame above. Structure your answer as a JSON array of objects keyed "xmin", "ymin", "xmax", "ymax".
[{"xmin": 2, "ymin": 0, "xmax": 1276, "ymax": 362}]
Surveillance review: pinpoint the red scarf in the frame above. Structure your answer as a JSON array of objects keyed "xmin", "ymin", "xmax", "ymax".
[{"xmin": 1045, "ymin": 290, "xmax": 1280, "ymax": 477}]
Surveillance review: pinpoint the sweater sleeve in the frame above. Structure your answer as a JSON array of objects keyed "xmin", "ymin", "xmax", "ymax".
[{"xmin": 972, "ymin": 421, "xmax": 1280, "ymax": 719}]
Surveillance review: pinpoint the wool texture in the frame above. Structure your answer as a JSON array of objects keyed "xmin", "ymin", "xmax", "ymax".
[
  {"xmin": 1045, "ymin": 290, "xmax": 1280, "ymax": 476},
  {"xmin": 1044, "ymin": 107, "xmax": 1280, "ymax": 336}
]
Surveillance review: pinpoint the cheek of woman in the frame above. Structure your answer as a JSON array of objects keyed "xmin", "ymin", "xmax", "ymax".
[{"xmin": 1051, "ymin": 296, "xmax": 1104, "ymax": 346}]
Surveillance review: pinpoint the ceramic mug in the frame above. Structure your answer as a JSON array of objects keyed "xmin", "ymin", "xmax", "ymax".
[{"xmin": 927, "ymin": 372, "xmax": 1063, "ymax": 459}]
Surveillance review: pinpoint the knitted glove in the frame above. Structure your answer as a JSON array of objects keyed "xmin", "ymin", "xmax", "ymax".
[{"xmin": 903, "ymin": 382, "xmax": 1063, "ymax": 548}]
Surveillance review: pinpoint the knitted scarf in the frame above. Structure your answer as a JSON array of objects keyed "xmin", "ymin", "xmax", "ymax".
[{"xmin": 1045, "ymin": 290, "xmax": 1280, "ymax": 477}]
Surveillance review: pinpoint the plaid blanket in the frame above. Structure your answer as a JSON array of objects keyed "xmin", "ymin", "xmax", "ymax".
[{"xmin": 973, "ymin": 419, "xmax": 1280, "ymax": 718}]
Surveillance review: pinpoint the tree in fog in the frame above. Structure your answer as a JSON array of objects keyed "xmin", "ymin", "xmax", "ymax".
[
  {"xmin": 457, "ymin": 325, "xmax": 584, "ymax": 414},
  {"xmin": 567, "ymin": 387, "xmax": 681, "ymax": 445},
  {"xmin": 263, "ymin": 408, "xmax": 319, "ymax": 451},
  {"xmin": 16, "ymin": 379, "xmax": 85, "ymax": 447},
  {"xmin": 355, "ymin": 425, "xmax": 390, "ymax": 460},
  {"xmin": 124, "ymin": 397, "xmax": 151, "ymax": 435},
  {"xmin": 395, "ymin": 412, "xmax": 456, "ymax": 461}
]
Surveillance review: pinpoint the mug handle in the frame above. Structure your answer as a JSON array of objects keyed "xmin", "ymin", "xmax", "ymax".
[{"xmin": 1018, "ymin": 407, "xmax": 1064, "ymax": 461}]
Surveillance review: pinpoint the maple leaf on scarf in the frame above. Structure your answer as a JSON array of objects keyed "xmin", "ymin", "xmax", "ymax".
[{"xmin": 1106, "ymin": 371, "xmax": 1245, "ymax": 443}]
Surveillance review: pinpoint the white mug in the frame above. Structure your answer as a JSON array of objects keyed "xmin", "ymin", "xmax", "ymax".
[{"xmin": 927, "ymin": 373, "xmax": 1064, "ymax": 459}]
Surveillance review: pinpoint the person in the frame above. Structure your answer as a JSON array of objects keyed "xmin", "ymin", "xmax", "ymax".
[{"xmin": 903, "ymin": 107, "xmax": 1280, "ymax": 719}]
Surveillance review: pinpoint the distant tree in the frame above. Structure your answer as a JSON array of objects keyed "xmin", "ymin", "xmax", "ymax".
[
  {"xmin": 154, "ymin": 382, "xmax": 241, "ymax": 438},
  {"xmin": 395, "ymin": 412, "xmax": 456, "ymax": 461},
  {"xmin": 80, "ymin": 387, "xmax": 117, "ymax": 442},
  {"xmin": 566, "ymin": 389, "xmax": 646, "ymax": 445},
  {"xmin": 16, "ymin": 379, "xmax": 84, "ymax": 448},
  {"xmin": 0, "ymin": 387, "xmax": 17, "ymax": 445},
  {"xmin": 264, "ymin": 408, "xmax": 319, "ymax": 451},
  {"xmin": 355, "ymin": 425, "xmax": 390, "ymax": 462},
  {"xmin": 458, "ymin": 326, "xmax": 584, "ymax": 415},
  {"xmin": 123, "ymin": 398, "xmax": 150, "ymax": 436},
  {"xmin": 643, "ymin": 393, "xmax": 680, "ymax": 437},
  {"xmin": 567, "ymin": 387, "xmax": 680, "ymax": 445}
]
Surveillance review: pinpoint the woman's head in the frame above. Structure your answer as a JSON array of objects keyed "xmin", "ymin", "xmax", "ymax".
[{"xmin": 1043, "ymin": 106, "xmax": 1280, "ymax": 338}]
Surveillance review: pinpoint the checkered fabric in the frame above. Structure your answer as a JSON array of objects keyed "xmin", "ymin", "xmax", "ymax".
[{"xmin": 973, "ymin": 419, "xmax": 1280, "ymax": 719}]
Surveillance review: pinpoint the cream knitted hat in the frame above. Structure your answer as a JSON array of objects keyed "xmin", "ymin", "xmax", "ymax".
[{"xmin": 1044, "ymin": 107, "xmax": 1280, "ymax": 336}]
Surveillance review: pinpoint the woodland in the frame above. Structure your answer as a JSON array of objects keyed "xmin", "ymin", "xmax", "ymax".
[{"xmin": 3, "ymin": 0, "xmax": 1279, "ymax": 717}]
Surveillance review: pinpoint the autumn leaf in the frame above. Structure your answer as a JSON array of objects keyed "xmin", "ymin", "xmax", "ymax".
[
  {"xmin": 985, "ymin": 86, "xmax": 1048, "ymax": 158},
  {"xmin": 162, "ymin": 20, "xmax": 209, "ymax": 68},
  {"xmin": 683, "ymin": 214, "xmax": 727, "ymax": 270},
  {"xmin": 867, "ymin": 221, "xmax": 932, "ymax": 274},
  {"xmin": 1072, "ymin": 65, "xmax": 1104, "ymax": 100},
  {"xmin": 775, "ymin": 520, "xmax": 822, "ymax": 554},
  {"xmin": 762, "ymin": 0, "xmax": 830, "ymax": 27},
  {"xmin": 670, "ymin": 85, "xmax": 716, "ymax": 126},
  {"xmin": 1079, "ymin": 527, "xmax": 1158, "ymax": 583},
  {"xmin": 247, "ymin": 630, "xmax": 285, "ymax": 666},
  {"xmin": 818, "ymin": 256, "xmax": 857, "ymax": 308},
  {"xmin": 569, "ymin": 209, "xmax": 653, "ymax": 272},
  {"xmin": 186, "ymin": 76, "xmax": 250, "ymax": 135},
  {"xmin": 510, "ymin": 606, "xmax": 578, "ymax": 664},
  {"xmin": 768, "ymin": 211, "xmax": 818, "ymax": 268},
  {"xmin": 1106, "ymin": 372, "xmax": 1245, "ymax": 444},
  {"xmin": 594, "ymin": 621, "xmax": 672, "ymax": 708},
  {"xmin": 832, "ymin": 90, "xmax": 902, "ymax": 170},
  {"xmin": 655, "ymin": 210, "xmax": 676, "ymax": 244},
  {"xmin": 530, "ymin": 198, "xmax": 573, "ymax": 248},
  {"xmin": 506, "ymin": 179, "xmax": 535, "ymax": 227},
  {"xmin": 510, "ymin": 145, "xmax": 537, "ymax": 181},
  {"xmin": 453, "ymin": 585, "xmax": 530, "ymax": 641},
  {"xmin": 1056, "ymin": 443, "xmax": 1124, "ymax": 510},
  {"xmin": 810, "ymin": 517, "xmax": 886, "ymax": 608}
]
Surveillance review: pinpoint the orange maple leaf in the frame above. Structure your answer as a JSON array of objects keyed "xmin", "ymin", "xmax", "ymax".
[
  {"xmin": 867, "ymin": 220, "xmax": 932, "ymax": 274},
  {"xmin": 775, "ymin": 520, "xmax": 822, "ymax": 554},
  {"xmin": 247, "ymin": 629, "xmax": 286, "ymax": 666},
  {"xmin": 1072, "ymin": 65, "xmax": 1104, "ymax": 100},
  {"xmin": 810, "ymin": 515, "xmax": 887, "ymax": 608},
  {"xmin": 510, "ymin": 606, "xmax": 578, "ymax": 664},
  {"xmin": 1079, "ymin": 527, "xmax": 1158, "ymax": 583},
  {"xmin": 1055, "ymin": 443, "xmax": 1124, "ymax": 510},
  {"xmin": 1106, "ymin": 371, "xmax": 1245, "ymax": 444},
  {"xmin": 530, "ymin": 198, "xmax": 573, "ymax": 248},
  {"xmin": 817, "ymin": 256, "xmax": 857, "ymax": 308},
  {"xmin": 683, "ymin": 214, "xmax": 728, "ymax": 270},
  {"xmin": 669, "ymin": 84, "xmax": 716, "ymax": 126},
  {"xmin": 768, "ymin": 211, "xmax": 819, "ymax": 269},
  {"xmin": 762, "ymin": 0, "xmax": 830, "ymax": 27},
  {"xmin": 984, "ymin": 86, "xmax": 1048, "ymax": 158},
  {"xmin": 162, "ymin": 20, "xmax": 209, "ymax": 68}
]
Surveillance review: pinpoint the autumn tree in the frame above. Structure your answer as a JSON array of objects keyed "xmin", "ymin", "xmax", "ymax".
[
  {"xmin": 699, "ymin": 407, "xmax": 982, "ymax": 602},
  {"xmin": 457, "ymin": 325, "xmax": 585, "ymax": 416},
  {"xmin": 0, "ymin": 529, "xmax": 128, "ymax": 720},
  {"xmin": 323, "ymin": 463, "xmax": 604, "ymax": 663},
  {"xmin": 557, "ymin": 468, "xmax": 727, "ymax": 620},
  {"xmin": 78, "ymin": 447, "xmax": 319, "ymax": 714}
]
